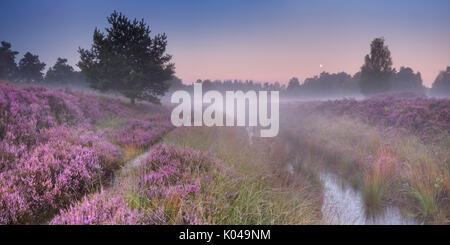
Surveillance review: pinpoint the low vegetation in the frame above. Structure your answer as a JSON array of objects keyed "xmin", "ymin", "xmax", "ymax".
[
  {"xmin": 281, "ymin": 94, "xmax": 449, "ymax": 224},
  {"xmin": 0, "ymin": 82, "xmax": 171, "ymax": 224},
  {"xmin": 51, "ymin": 126, "xmax": 322, "ymax": 225}
]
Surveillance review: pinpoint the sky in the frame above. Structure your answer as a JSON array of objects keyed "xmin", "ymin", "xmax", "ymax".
[{"xmin": 1, "ymin": 0, "xmax": 449, "ymax": 87}]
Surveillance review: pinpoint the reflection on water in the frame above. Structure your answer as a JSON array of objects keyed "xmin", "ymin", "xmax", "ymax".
[{"xmin": 320, "ymin": 172, "xmax": 420, "ymax": 225}]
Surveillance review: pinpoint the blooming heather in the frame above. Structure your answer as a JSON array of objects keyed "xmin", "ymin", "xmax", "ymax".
[
  {"xmin": 50, "ymin": 190, "xmax": 139, "ymax": 225},
  {"xmin": 312, "ymin": 92, "xmax": 450, "ymax": 143},
  {"xmin": 109, "ymin": 118, "xmax": 172, "ymax": 148},
  {"xmin": 138, "ymin": 144, "xmax": 215, "ymax": 224},
  {"xmin": 50, "ymin": 144, "xmax": 213, "ymax": 225},
  {"xmin": 0, "ymin": 140, "xmax": 103, "ymax": 223},
  {"xmin": 0, "ymin": 82, "xmax": 171, "ymax": 224}
]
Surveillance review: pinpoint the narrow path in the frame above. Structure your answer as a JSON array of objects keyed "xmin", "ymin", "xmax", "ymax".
[
  {"xmin": 106, "ymin": 135, "xmax": 170, "ymax": 193},
  {"xmin": 107, "ymin": 150, "xmax": 152, "ymax": 192}
]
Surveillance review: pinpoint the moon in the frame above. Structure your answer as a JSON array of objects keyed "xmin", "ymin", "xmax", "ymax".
[{"xmin": 319, "ymin": 64, "xmax": 324, "ymax": 68}]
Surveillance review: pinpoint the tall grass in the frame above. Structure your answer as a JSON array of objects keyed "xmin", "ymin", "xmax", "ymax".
[
  {"xmin": 282, "ymin": 111, "xmax": 449, "ymax": 224},
  {"xmin": 363, "ymin": 146, "xmax": 396, "ymax": 209},
  {"xmin": 162, "ymin": 127, "xmax": 323, "ymax": 224}
]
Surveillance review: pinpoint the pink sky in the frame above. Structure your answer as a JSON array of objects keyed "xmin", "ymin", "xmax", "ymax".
[{"xmin": 171, "ymin": 34, "xmax": 450, "ymax": 87}]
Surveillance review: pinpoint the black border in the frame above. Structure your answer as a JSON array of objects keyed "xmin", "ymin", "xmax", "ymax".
[{"xmin": 0, "ymin": 225, "xmax": 447, "ymax": 244}]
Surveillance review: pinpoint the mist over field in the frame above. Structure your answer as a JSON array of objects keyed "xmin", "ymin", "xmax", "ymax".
[{"xmin": 0, "ymin": 0, "xmax": 449, "ymax": 227}]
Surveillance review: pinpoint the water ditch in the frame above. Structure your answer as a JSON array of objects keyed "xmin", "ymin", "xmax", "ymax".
[
  {"xmin": 246, "ymin": 126, "xmax": 421, "ymax": 225},
  {"xmin": 319, "ymin": 171, "xmax": 419, "ymax": 225}
]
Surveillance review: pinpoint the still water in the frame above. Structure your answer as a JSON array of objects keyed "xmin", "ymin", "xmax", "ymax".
[{"xmin": 319, "ymin": 172, "xmax": 420, "ymax": 225}]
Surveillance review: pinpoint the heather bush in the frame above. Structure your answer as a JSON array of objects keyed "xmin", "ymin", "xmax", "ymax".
[
  {"xmin": 50, "ymin": 190, "xmax": 139, "ymax": 225},
  {"xmin": 0, "ymin": 140, "xmax": 103, "ymax": 224},
  {"xmin": 40, "ymin": 126, "xmax": 123, "ymax": 175},
  {"xmin": 137, "ymin": 144, "xmax": 215, "ymax": 224},
  {"xmin": 0, "ymin": 139, "xmax": 28, "ymax": 171},
  {"xmin": 314, "ymin": 93, "xmax": 450, "ymax": 144},
  {"xmin": 0, "ymin": 82, "xmax": 171, "ymax": 224},
  {"xmin": 53, "ymin": 144, "xmax": 213, "ymax": 225},
  {"xmin": 0, "ymin": 83, "xmax": 55, "ymax": 147},
  {"xmin": 108, "ymin": 118, "xmax": 172, "ymax": 148},
  {"xmin": 0, "ymin": 179, "xmax": 29, "ymax": 224}
]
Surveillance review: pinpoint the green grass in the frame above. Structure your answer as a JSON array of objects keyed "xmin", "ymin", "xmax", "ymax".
[
  {"xmin": 105, "ymin": 111, "xmax": 448, "ymax": 224},
  {"xmin": 159, "ymin": 126, "xmax": 323, "ymax": 224}
]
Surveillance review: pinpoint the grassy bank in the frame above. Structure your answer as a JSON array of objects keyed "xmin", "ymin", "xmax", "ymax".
[
  {"xmin": 162, "ymin": 127, "xmax": 323, "ymax": 224},
  {"xmin": 281, "ymin": 107, "xmax": 449, "ymax": 224}
]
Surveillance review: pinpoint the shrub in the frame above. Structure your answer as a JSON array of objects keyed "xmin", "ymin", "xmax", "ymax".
[
  {"xmin": 50, "ymin": 190, "xmax": 139, "ymax": 225},
  {"xmin": 0, "ymin": 140, "xmax": 102, "ymax": 224}
]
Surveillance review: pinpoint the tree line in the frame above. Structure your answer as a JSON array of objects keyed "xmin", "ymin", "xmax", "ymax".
[
  {"xmin": 170, "ymin": 37, "xmax": 450, "ymax": 98},
  {"xmin": 0, "ymin": 11, "xmax": 174, "ymax": 104},
  {"xmin": 0, "ymin": 42, "xmax": 84, "ymax": 84},
  {"xmin": 1, "ymin": 12, "xmax": 450, "ymax": 103}
]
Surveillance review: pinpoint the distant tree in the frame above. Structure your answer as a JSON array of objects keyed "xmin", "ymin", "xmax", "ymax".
[
  {"xmin": 165, "ymin": 76, "xmax": 184, "ymax": 90},
  {"xmin": 202, "ymin": 79, "xmax": 213, "ymax": 90},
  {"xmin": 78, "ymin": 11, "xmax": 174, "ymax": 104},
  {"xmin": 18, "ymin": 52, "xmax": 46, "ymax": 83},
  {"xmin": 359, "ymin": 38, "xmax": 394, "ymax": 95},
  {"xmin": 341, "ymin": 73, "xmax": 359, "ymax": 95},
  {"xmin": 287, "ymin": 77, "xmax": 300, "ymax": 90},
  {"xmin": 45, "ymin": 58, "xmax": 76, "ymax": 83},
  {"xmin": 273, "ymin": 81, "xmax": 283, "ymax": 91},
  {"xmin": 0, "ymin": 41, "xmax": 19, "ymax": 81},
  {"xmin": 431, "ymin": 66, "xmax": 450, "ymax": 96},
  {"xmin": 300, "ymin": 72, "xmax": 357, "ymax": 97},
  {"xmin": 353, "ymin": 71, "xmax": 361, "ymax": 82},
  {"xmin": 391, "ymin": 66, "xmax": 424, "ymax": 93}
]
